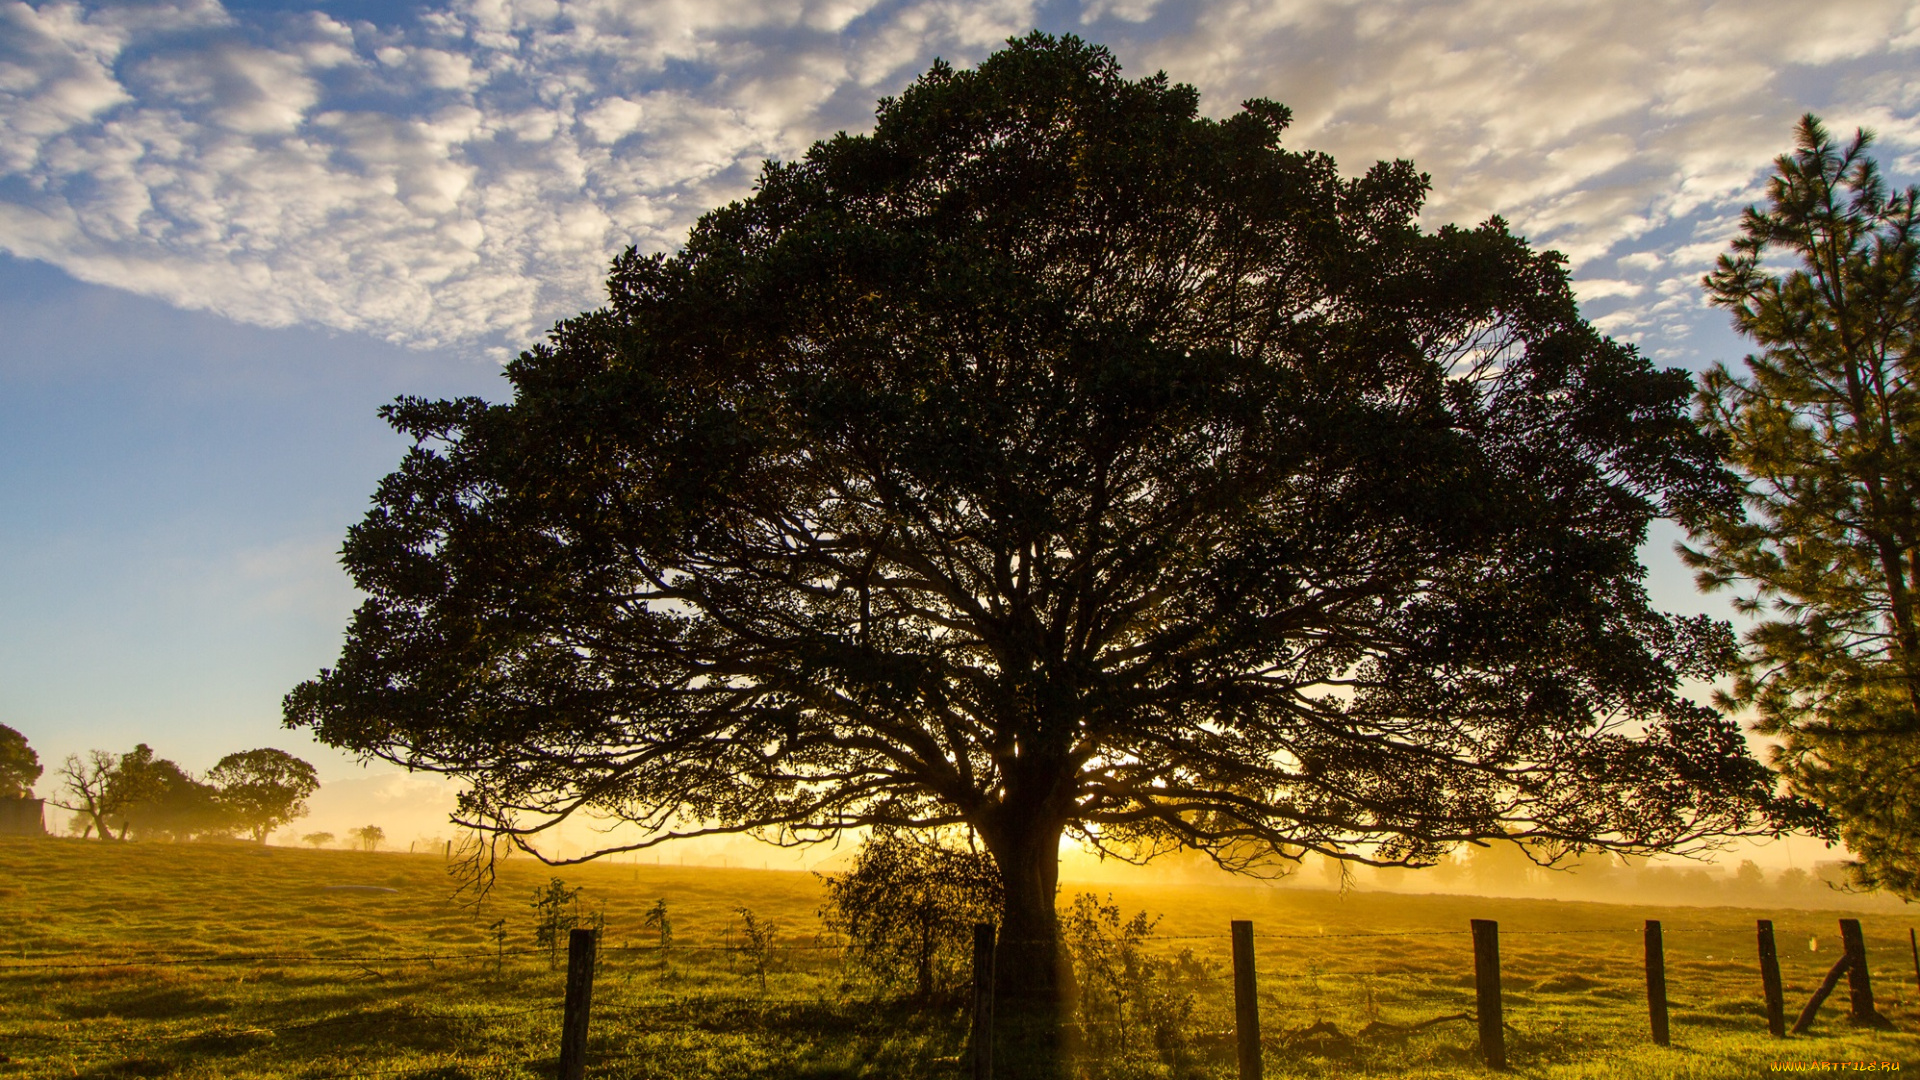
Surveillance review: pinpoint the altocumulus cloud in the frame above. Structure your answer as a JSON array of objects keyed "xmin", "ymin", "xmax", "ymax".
[{"xmin": 0, "ymin": 0, "xmax": 1916, "ymax": 356}]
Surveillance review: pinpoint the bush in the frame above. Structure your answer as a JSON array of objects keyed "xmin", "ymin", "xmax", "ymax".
[
  {"xmin": 819, "ymin": 829, "xmax": 1000, "ymax": 998},
  {"xmin": 1062, "ymin": 892, "xmax": 1216, "ymax": 1077}
]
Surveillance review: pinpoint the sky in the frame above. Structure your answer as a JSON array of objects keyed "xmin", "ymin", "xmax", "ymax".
[{"xmin": 2, "ymin": 0, "xmax": 1918, "ymax": 857}]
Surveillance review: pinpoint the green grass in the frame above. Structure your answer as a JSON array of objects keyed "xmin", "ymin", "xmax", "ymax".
[{"xmin": 1, "ymin": 836, "xmax": 1915, "ymax": 1079}]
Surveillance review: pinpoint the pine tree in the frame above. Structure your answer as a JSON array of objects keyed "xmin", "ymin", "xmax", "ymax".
[{"xmin": 1688, "ymin": 114, "xmax": 1920, "ymax": 897}]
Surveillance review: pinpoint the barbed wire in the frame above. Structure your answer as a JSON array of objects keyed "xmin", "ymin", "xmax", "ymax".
[
  {"xmin": 0, "ymin": 948, "xmax": 548, "ymax": 971},
  {"xmin": 300, "ymin": 1057, "xmax": 536, "ymax": 1079},
  {"xmin": 3, "ymin": 920, "xmax": 1905, "ymax": 973},
  {"xmin": 4, "ymin": 1001, "xmax": 566, "ymax": 1049}
]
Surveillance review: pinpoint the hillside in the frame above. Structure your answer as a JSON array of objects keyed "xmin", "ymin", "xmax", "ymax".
[{"xmin": 1, "ymin": 836, "xmax": 1915, "ymax": 1079}]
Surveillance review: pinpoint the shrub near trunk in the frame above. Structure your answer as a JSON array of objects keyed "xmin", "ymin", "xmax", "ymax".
[{"xmin": 820, "ymin": 830, "xmax": 1001, "ymax": 999}]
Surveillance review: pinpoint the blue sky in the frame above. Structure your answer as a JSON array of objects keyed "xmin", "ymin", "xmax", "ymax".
[{"xmin": 3, "ymin": 0, "xmax": 1917, "ymax": 850}]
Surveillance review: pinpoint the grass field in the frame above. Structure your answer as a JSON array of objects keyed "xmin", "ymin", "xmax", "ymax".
[{"xmin": 1, "ymin": 836, "xmax": 1916, "ymax": 1079}]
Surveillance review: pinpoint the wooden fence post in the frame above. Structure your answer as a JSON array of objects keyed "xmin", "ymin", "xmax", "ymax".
[
  {"xmin": 1471, "ymin": 919, "xmax": 1505, "ymax": 1068},
  {"xmin": 1757, "ymin": 919, "xmax": 1786, "ymax": 1037},
  {"xmin": 1837, "ymin": 918, "xmax": 1889, "ymax": 1027},
  {"xmin": 558, "ymin": 927, "xmax": 598, "ymax": 1080},
  {"xmin": 1910, "ymin": 928, "xmax": 1918, "ymax": 996},
  {"xmin": 1231, "ymin": 920, "xmax": 1263, "ymax": 1080},
  {"xmin": 1644, "ymin": 920, "xmax": 1669, "ymax": 1046},
  {"xmin": 1790, "ymin": 955, "xmax": 1853, "ymax": 1034},
  {"xmin": 971, "ymin": 922, "xmax": 994, "ymax": 1080}
]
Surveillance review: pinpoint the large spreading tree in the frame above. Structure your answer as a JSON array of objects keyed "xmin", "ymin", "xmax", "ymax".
[
  {"xmin": 290, "ymin": 35, "xmax": 1800, "ymax": 1026},
  {"xmin": 1687, "ymin": 115, "xmax": 1920, "ymax": 898}
]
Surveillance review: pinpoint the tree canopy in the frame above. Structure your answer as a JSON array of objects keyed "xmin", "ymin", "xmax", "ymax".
[
  {"xmin": 110, "ymin": 744, "xmax": 227, "ymax": 842},
  {"xmin": 207, "ymin": 748, "xmax": 321, "ymax": 843},
  {"xmin": 289, "ymin": 34, "xmax": 1801, "ymax": 1017},
  {"xmin": 50, "ymin": 744, "xmax": 318, "ymax": 843},
  {"xmin": 820, "ymin": 829, "xmax": 1001, "ymax": 998},
  {"xmin": 1688, "ymin": 114, "xmax": 1920, "ymax": 897},
  {"xmin": 0, "ymin": 724, "xmax": 39, "ymax": 799}
]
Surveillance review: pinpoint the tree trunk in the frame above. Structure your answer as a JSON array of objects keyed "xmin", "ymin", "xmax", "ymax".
[
  {"xmin": 980, "ymin": 809, "xmax": 1072, "ymax": 1078},
  {"xmin": 917, "ymin": 923, "xmax": 934, "ymax": 999}
]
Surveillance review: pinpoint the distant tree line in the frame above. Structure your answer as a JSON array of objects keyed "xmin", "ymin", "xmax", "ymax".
[{"xmin": 46, "ymin": 740, "xmax": 319, "ymax": 844}]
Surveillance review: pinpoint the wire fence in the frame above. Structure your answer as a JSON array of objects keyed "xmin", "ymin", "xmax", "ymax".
[
  {"xmin": 0, "ymin": 920, "xmax": 1813, "ymax": 970},
  {"xmin": 5, "ymin": 916, "xmax": 1914, "ymax": 1078}
]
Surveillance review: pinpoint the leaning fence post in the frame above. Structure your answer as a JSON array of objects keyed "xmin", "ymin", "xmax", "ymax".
[
  {"xmin": 1757, "ymin": 919, "xmax": 1786, "ymax": 1037},
  {"xmin": 971, "ymin": 922, "xmax": 994, "ymax": 1080},
  {"xmin": 1837, "ymin": 918, "xmax": 1889, "ymax": 1027},
  {"xmin": 1791, "ymin": 955, "xmax": 1853, "ymax": 1034},
  {"xmin": 1471, "ymin": 919, "xmax": 1505, "ymax": 1068},
  {"xmin": 1231, "ymin": 920, "xmax": 1263, "ymax": 1080},
  {"xmin": 1644, "ymin": 920, "xmax": 1669, "ymax": 1046},
  {"xmin": 558, "ymin": 927, "xmax": 598, "ymax": 1080}
]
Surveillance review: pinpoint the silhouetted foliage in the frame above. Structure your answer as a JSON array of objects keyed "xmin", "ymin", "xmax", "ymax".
[
  {"xmin": 51, "ymin": 750, "xmax": 122, "ymax": 840},
  {"xmin": 207, "ymin": 748, "xmax": 320, "ymax": 843},
  {"xmin": 1061, "ymin": 893, "xmax": 1213, "ymax": 1071},
  {"xmin": 733, "ymin": 907, "xmax": 780, "ymax": 995},
  {"xmin": 53, "ymin": 745, "xmax": 228, "ymax": 842},
  {"xmin": 0, "ymin": 724, "xmax": 40, "ymax": 799},
  {"xmin": 819, "ymin": 829, "xmax": 1000, "ymax": 998},
  {"xmin": 1688, "ymin": 114, "xmax": 1920, "ymax": 899},
  {"xmin": 351, "ymin": 824, "xmax": 385, "ymax": 851},
  {"xmin": 111, "ymin": 745, "xmax": 229, "ymax": 842},
  {"xmin": 644, "ymin": 898, "xmax": 673, "ymax": 949},
  {"xmin": 531, "ymin": 876, "xmax": 582, "ymax": 969},
  {"xmin": 289, "ymin": 33, "xmax": 1803, "ymax": 1035}
]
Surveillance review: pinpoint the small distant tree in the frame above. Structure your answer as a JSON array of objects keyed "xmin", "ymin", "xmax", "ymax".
[
  {"xmin": 643, "ymin": 898, "xmax": 673, "ymax": 948},
  {"xmin": 50, "ymin": 750, "xmax": 132, "ymax": 840},
  {"xmin": 820, "ymin": 830, "xmax": 1001, "ymax": 998},
  {"xmin": 531, "ymin": 877, "xmax": 583, "ymax": 968},
  {"xmin": 208, "ymin": 749, "xmax": 320, "ymax": 843},
  {"xmin": 734, "ymin": 906, "xmax": 779, "ymax": 995},
  {"xmin": 302, "ymin": 831, "xmax": 335, "ymax": 849},
  {"xmin": 352, "ymin": 824, "xmax": 385, "ymax": 851},
  {"xmin": 488, "ymin": 918, "xmax": 508, "ymax": 973},
  {"xmin": 0, "ymin": 725, "xmax": 41, "ymax": 798},
  {"xmin": 1466, "ymin": 840, "xmax": 1546, "ymax": 895}
]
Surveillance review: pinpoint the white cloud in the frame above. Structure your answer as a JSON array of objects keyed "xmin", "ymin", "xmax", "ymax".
[
  {"xmin": 1100, "ymin": 0, "xmax": 1917, "ymax": 365},
  {"xmin": 0, "ymin": 2, "xmax": 131, "ymax": 156},
  {"xmin": 0, "ymin": 0, "xmax": 1913, "ymax": 360},
  {"xmin": 578, "ymin": 93, "xmax": 641, "ymax": 143}
]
